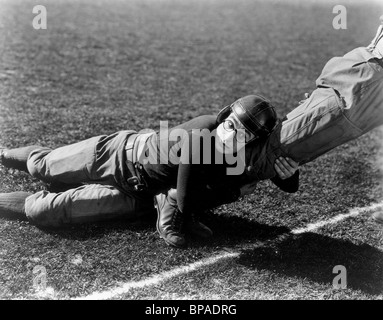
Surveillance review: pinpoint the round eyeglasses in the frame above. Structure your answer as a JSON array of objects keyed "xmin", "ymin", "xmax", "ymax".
[{"xmin": 222, "ymin": 119, "xmax": 247, "ymax": 143}]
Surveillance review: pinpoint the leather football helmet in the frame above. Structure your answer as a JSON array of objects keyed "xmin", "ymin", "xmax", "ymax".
[{"xmin": 217, "ymin": 95, "xmax": 277, "ymax": 138}]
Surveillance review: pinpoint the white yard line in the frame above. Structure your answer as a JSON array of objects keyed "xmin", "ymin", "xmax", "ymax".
[
  {"xmin": 75, "ymin": 252, "xmax": 239, "ymax": 300},
  {"xmin": 74, "ymin": 202, "xmax": 383, "ymax": 300},
  {"xmin": 292, "ymin": 202, "xmax": 383, "ymax": 234}
]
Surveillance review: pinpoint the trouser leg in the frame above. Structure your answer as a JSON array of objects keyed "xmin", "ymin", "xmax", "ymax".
[
  {"xmin": 26, "ymin": 131, "xmax": 131, "ymax": 187},
  {"xmin": 277, "ymin": 87, "xmax": 369, "ymax": 165},
  {"xmin": 246, "ymin": 87, "xmax": 383, "ymax": 181},
  {"xmin": 24, "ymin": 184, "xmax": 153, "ymax": 227},
  {"xmin": 246, "ymin": 88, "xmax": 360, "ymax": 180},
  {"xmin": 26, "ymin": 136, "xmax": 101, "ymax": 185},
  {"xmin": 245, "ymin": 61, "xmax": 383, "ymax": 182}
]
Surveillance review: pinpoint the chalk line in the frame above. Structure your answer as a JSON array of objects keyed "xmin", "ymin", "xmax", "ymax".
[{"xmin": 74, "ymin": 201, "xmax": 383, "ymax": 300}]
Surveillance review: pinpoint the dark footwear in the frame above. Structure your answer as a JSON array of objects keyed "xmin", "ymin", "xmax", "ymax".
[
  {"xmin": 166, "ymin": 188, "xmax": 213, "ymax": 239},
  {"xmin": 186, "ymin": 213, "xmax": 213, "ymax": 239},
  {"xmin": 154, "ymin": 192, "xmax": 185, "ymax": 248},
  {"xmin": 372, "ymin": 211, "xmax": 383, "ymax": 225}
]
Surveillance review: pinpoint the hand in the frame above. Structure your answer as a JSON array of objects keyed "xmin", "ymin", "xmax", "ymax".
[
  {"xmin": 298, "ymin": 92, "xmax": 310, "ymax": 104},
  {"xmin": 274, "ymin": 157, "xmax": 299, "ymax": 180}
]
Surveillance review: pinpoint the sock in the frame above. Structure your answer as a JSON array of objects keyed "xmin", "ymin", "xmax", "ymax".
[
  {"xmin": 0, "ymin": 192, "xmax": 32, "ymax": 220},
  {"xmin": 1, "ymin": 146, "xmax": 40, "ymax": 172}
]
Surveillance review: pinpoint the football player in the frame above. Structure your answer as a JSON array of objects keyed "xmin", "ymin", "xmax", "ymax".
[
  {"xmin": 0, "ymin": 95, "xmax": 299, "ymax": 248},
  {"xmin": 155, "ymin": 16, "xmax": 383, "ymax": 246}
]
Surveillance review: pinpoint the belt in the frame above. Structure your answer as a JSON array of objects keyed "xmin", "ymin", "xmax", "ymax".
[{"xmin": 125, "ymin": 132, "xmax": 155, "ymax": 192}]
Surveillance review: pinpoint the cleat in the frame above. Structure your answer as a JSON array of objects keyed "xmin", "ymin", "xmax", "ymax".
[{"xmin": 154, "ymin": 192, "xmax": 186, "ymax": 248}]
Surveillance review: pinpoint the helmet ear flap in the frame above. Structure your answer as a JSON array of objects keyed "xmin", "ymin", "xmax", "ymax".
[{"xmin": 216, "ymin": 104, "xmax": 232, "ymax": 124}]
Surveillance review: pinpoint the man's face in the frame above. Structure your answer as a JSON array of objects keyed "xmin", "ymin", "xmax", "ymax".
[{"xmin": 215, "ymin": 112, "xmax": 256, "ymax": 154}]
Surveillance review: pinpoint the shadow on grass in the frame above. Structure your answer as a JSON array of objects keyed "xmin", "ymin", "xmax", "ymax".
[
  {"xmin": 237, "ymin": 232, "xmax": 383, "ymax": 295},
  {"xmin": 189, "ymin": 211, "xmax": 291, "ymax": 248},
  {"xmin": 32, "ymin": 210, "xmax": 159, "ymax": 241},
  {"xmin": 26, "ymin": 209, "xmax": 290, "ymax": 246}
]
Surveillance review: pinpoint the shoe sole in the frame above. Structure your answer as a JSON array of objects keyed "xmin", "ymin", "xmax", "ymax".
[{"xmin": 154, "ymin": 194, "xmax": 185, "ymax": 248}]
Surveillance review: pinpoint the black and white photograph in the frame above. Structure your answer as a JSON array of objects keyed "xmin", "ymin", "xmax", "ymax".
[{"xmin": 0, "ymin": 0, "xmax": 382, "ymax": 305}]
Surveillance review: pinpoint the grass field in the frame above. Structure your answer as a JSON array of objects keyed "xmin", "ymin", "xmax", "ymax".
[{"xmin": 0, "ymin": 0, "xmax": 383, "ymax": 300}]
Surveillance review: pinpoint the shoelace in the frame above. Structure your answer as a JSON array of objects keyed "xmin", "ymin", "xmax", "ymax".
[{"xmin": 171, "ymin": 209, "xmax": 184, "ymax": 232}]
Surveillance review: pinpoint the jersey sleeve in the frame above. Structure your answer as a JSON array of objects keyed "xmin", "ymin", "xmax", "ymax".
[
  {"xmin": 175, "ymin": 131, "xmax": 241, "ymax": 215},
  {"xmin": 175, "ymin": 131, "xmax": 211, "ymax": 215}
]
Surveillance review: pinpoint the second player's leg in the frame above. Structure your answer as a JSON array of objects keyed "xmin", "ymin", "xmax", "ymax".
[
  {"xmin": 245, "ymin": 51, "xmax": 383, "ymax": 182},
  {"xmin": 278, "ymin": 50, "xmax": 383, "ymax": 165}
]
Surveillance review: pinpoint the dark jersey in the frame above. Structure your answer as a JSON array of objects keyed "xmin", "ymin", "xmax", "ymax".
[{"xmin": 139, "ymin": 115, "xmax": 299, "ymax": 215}]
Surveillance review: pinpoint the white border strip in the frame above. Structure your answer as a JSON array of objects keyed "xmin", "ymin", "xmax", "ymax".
[{"xmin": 74, "ymin": 202, "xmax": 383, "ymax": 300}]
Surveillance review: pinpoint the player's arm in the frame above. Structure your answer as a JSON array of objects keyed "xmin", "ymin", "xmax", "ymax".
[
  {"xmin": 175, "ymin": 133, "xmax": 241, "ymax": 215},
  {"xmin": 240, "ymin": 157, "xmax": 299, "ymax": 196},
  {"xmin": 270, "ymin": 157, "xmax": 300, "ymax": 193},
  {"xmin": 177, "ymin": 165, "xmax": 241, "ymax": 214}
]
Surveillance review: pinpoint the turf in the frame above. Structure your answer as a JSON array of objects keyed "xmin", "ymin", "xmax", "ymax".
[{"xmin": 0, "ymin": 0, "xmax": 383, "ymax": 300}]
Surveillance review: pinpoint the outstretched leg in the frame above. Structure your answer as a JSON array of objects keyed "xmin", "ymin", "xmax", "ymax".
[
  {"xmin": 25, "ymin": 136, "xmax": 100, "ymax": 185},
  {"xmin": 0, "ymin": 184, "xmax": 154, "ymax": 227},
  {"xmin": 245, "ymin": 19, "xmax": 383, "ymax": 182},
  {"xmin": 1, "ymin": 130, "xmax": 133, "ymax": 188}
]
